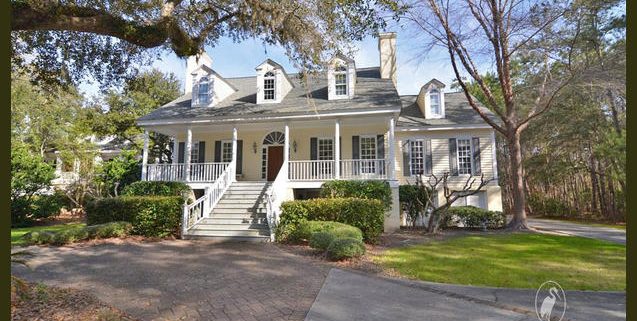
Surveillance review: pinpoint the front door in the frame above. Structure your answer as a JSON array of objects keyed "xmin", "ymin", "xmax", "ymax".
[{"xmin": 267, "ymin": 146, "xmax": 284, "ymax": 181}]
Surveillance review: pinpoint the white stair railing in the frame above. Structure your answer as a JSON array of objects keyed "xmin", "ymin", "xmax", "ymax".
[
  {"xmin": 266, "ymin": 161, "xmax": 290, "ymax": 241},
  {"xmin": 181, "ymin": 161, "xmax": 234, "ymax": 237}
]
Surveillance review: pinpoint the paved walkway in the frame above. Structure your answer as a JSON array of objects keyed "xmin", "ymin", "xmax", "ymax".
[
  {"xmin": 306, "ymin": 269, "xmax": 626, "ymax": 321},
  {"xmin": 528, "ymin": 219, "xmax": 626, "ymax": 244},
  {"xmin": 12, "ymin": 240, "xmax": 331, "ymax": 321}
]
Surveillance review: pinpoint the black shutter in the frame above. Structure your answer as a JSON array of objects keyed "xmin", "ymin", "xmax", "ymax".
[
  {"xmin": 178, "ymin": 142, "xmax": 185, "ymax": 163},
  {"xmin": 310, "ymin": 138, "xmax": 317, "ymax": 160},
  {"xmin": 198, "ymin": 142, "xmax": 206, "ymax": 163},
  {"xmin": 425, "ymin": 139, "xmax": 433, "ymax": 175},
  {"xmin": 402, "ymin": 140, "xmax": 411, "ymax": 177},
  {"xmin": 472, "ymin": 137, "xmax": 481, "ymax": 175},
  {"xmin": 352, "ymin": 136, "xmax": 360, "ymax": 159},
  {"xmin": 449, "ymin": 138, "xmax": 458, "ymax": 176},
  {"xmin": 237, "ymin": 140, "xmax": 243, "ymax": 174},
  {"xmin": 376, "ymin": 135, "xmax": 385, "ymax": 174},
  {"xmin": 352, "ymin": 136, "xmax": 360, "ymax": 175},
  {"xmin": 214, "ymin": 141, "xmax": 221, "ymax": 162}
]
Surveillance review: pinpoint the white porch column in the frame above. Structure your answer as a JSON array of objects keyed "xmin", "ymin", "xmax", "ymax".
[
  {"xmin": 231, "ymin": 127, "xmax": 238, "ymax": 181},
  {"xmin": 185, "ymin": 128, "xmax": 192, "ymax": 182},
  {"xmin": 387, "ymin": 117, "xmax": 396, "ymax": 180},
  {"xmin": 334, "ymin": 119, "xmax": 341, "ymax": 179},
  {"xmin": 172, "ymin": 137, "xmax": 178, "ymax": 164},
  {"xmin": 141, "ymin": 130, "xmax": 149, "ymax": 180},
  {"xmin": 284, "ymin": 123, "xmax": 290, "ymax": 179}
]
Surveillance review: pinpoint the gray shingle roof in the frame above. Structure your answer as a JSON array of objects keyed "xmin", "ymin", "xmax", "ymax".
[
  {"xmin": 397, "ymin": 92, "xmax": 499, "ymax": 128},
  {"xmin": 138, "ymin": 67, "xmax": 401, "ymax": 123}
]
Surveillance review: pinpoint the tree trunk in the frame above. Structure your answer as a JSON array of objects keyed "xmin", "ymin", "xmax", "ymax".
[
  {"xmin": 506, "ymin": 130, "xmax": 529, "ymax": 229},
  {"xmin": 590, "ymin": 153, "xmax": 599, "ymax": 215}
]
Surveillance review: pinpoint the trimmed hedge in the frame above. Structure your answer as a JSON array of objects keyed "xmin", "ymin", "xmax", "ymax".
[
  {"xmin": 121, "ymin": 181, "xmax": 190, "ymax": 198},
  {"xmin": 320, "ymin": 180, "xmax": 392, "ymax": 210},
  {"xmin": 442, "ymin": 206, "xmax": 506, "ymax": 229},
  {"xmin": 295, "ymin": 220, "xmax": 363, "ymax": 243},
  {"xmin": 86, "ymin": 196, "xmax": 183, "ymax": 237},
  {"xmin": 23, "ymin": 222, "xmax": 133, "ymax": 245},
  {"xmin": 277, "ymin": 198, "xmax": 384, "ymax": 243},
  {"xmin": 326, "ymin": 237, "xmax": 366, "ymax": 261}
]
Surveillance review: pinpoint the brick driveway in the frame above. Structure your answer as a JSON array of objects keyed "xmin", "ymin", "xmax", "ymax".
[{"xmin": 11, "ymin": 240, "xmax": 331, "ymax": 321}]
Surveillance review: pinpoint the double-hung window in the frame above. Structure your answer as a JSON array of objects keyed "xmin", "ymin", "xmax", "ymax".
[
  {"xmin": 221, "ymin": 141, "xmax": 233, "ymax": 163},
  {"xmin": 410, "ymin": 140, "xmax": 425, "ymax": 175},
  {"xmin": 190, "ymin": 141, "xmax": 200, "ymax": 163},
  {"xmin": 317, "ymin": 138, "xmax": 334, "ymax": 176},
  {"xmin": 360, "ymin": 136, "xmax": 377, "ymax": 174},
  {"xmin": 430, "ymin": 89, "xmax": 441, "ymax": 115},
  {"xmin": 198, "ymin": 77, "xmax": 210, "ymax": 105},
  {"xmin": 457, "ymin": 138, "xmax": 473, "ymax": 175},
  {"xmin": 334, "ymin": 65, "xmax": 347, "ymax": 96},
  {"xmin": 264, "ymin": 71, "xmax": 276, "ymax": 101}
]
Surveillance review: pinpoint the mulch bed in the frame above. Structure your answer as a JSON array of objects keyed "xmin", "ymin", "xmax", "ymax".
[{"xmin": 11, "ymin": 279, "xmax": 138, "ymax": 321}]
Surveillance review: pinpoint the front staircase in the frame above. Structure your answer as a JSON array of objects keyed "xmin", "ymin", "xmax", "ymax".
[{"xmin": 187, "ymin": 181, "xmax": 271, "ymax": 241}]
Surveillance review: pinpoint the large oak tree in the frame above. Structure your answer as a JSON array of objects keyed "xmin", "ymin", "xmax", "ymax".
[{"xmin": 11, "ymin": 0, "xmax": 399, "ymax": 88}]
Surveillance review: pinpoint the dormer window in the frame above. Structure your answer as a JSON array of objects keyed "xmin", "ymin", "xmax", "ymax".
[
  {"xmin": 334, "ymin": 65, "xmax": 347, "ymax": 96},
  {"xmin": 264, "ymin": 71, "xmax": 276, "ymax": 101},
  {"xmin": 198, "ymin": 76, "xmax": 210, "ymax": 105},
  {"xmin": 430, "ymin": 89, "xmax": 441, "ymax": 115}
]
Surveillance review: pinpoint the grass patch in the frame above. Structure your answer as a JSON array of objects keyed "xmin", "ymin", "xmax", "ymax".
[
  {"xmin": 11, "ymin": 223, "xmax": 86, "ymax": 246},
  {"xmin": 375, "ymin": 233, "xmax": 625, "ymax": 291}
]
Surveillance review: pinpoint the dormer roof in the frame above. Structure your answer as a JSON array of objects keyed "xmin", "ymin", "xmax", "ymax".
[
  {"xmin": 423, "ymin": 78, "xmax": 446, "ymax": 89},
  {"xmin": 254, "ymin": 59, "xmax": 295, "ymax": 89},
  {"xmin": 190, "ymin": 65, "xmax": 239, "ymax": 91},
  {"xmin": 329, "ymin": 53, "xmax": 355, "ymax": 64}
]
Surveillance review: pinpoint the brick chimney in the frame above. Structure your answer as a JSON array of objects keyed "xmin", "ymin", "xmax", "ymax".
[
  {"xmin": 185, "ymin": 52, "xmax": 212, "ymax": 94},
  {"xmin": 378, "ymin": 32, "xmax": 397, "ymax": 87}
]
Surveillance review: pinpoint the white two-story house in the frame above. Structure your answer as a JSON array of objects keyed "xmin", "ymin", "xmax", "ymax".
[{"xmin": 137, "ymin": 32, "xmax": 502, "ymax": 241}]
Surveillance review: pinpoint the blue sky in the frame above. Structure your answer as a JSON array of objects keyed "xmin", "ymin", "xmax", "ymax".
[{"xmin": 81, "ymin": 28, "xmax": 461, "ymax": 97}]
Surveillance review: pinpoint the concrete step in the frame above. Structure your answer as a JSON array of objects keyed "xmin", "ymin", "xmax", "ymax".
[
  {"xmin": 202, "ymin": 217, "xmax": 266, "ymax": 225},
  {"xmin": 222, "ymin": 193, "xmax": 267, "ymax": 199},
  {"xmin": 212, "ymin": 208, "xmax": 267, "ymax": 215},
  {"xmin": 187, "ymin": 229, "xmax": 269, "ymax": 237},
  {"xmin": 184, "ymin": 234, "xmax": 270, "ymax": 242},
  {"xmin": 226, "ymin": 185, "xmax": 270, "ymax": 191},
  {"xmin": 217, "ymin": 199, "xmax": 265, "ymax": 205},
  {"xmin": 229, "ymin": 181, "xmax": 269, "ymax": 186},
  {"xmin": 193, "ymin": 223, "xmax": 269, "ymax": 231},
  {"xmin": 210, "ymin": 213, "xmax": 267, "ymax": 219}
]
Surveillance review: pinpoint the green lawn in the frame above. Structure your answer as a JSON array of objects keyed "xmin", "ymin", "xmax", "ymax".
[
  {"xmin": 375, "ymin": 233, "xmax": 625, "ymax": 291},
  {"xmin": 11, "ymin": 223, "xmax": 86, "ymax": 246}
]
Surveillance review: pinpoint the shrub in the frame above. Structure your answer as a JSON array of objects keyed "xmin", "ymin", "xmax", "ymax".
[
  {"xmin": 326, "ymin": 237, "xmax": 366, "ymax": 261},
  {"xmin": 86, "ymin": 222, "xmax": 133, "ymax": 239},
  {"xmin": 294, "ymin": 220, "xmax": 363, "ymax": 243},
  {"xmin": 399, "ymin": 185, "xmax": 431, "ymax": 227},
  {"xmin": 51, "ymin": 227, "xmax": 90, "ymax": 245},
  {"xmin": 22, "ymin": 222, "xmax": 133, "ymax": 245},
  {"xmin": 309, "ymin": 231, "xmax": 336, "ymax": 251},
  {"xmin": 321, "ymin": 180, "xmax": 392, "ymax": 210},
  {"xmin": 86, "ymin": 196, "xmax": 183, "ymax": 237},
  {"xmin": 21, "ymin": 231, "xmax": 55, "ymax": 245},
  {"xmin": 277, "ymin": 198, "xmax": 384, "ymax": 243},
  {"xmin": 443, "ymin": 206, "xmax": 506, "ymax": 229},
  {"xmin": 528, "ymin": 195, "xmax": 574, "ymax": 218},
  {"xmin": 32, "ymin": 190, "xmax": 71, "ymax": 219},
  {"xmin": 121, "ymin": 181, "xmax": 190, "ymax": 198}
]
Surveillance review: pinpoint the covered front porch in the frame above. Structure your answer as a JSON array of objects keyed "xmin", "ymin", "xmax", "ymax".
[{"xmin": 140, "ymin": 115, "xmax": 398, "ymax": 186}]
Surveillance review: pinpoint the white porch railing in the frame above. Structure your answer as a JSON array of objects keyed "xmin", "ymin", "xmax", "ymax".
[
  {"xmin": 189, "ymin": 162, "xmax": 229, "ymax": 182},
  {"xmin": 147, "ymin": 164, "xmax": 185, "ymax": 181},
  {"xmin": 181, "ymin": 162, "xmax": 234, "ymax": 235},
  {"xmin": 146, "ymin": 162, "xmax": 229, "ymax": 182},
  {"xmin": 266, "ymin": 160, "xmax": 290, "ymax": 241},
  {"xmin": 288, "ymin": 160, "xmax": 335, "ymax": 180},
  {"xmin": 288, "ymin": 159, "xmax": 387, "ymax": 181}
]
